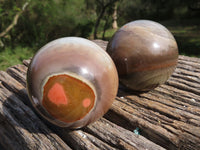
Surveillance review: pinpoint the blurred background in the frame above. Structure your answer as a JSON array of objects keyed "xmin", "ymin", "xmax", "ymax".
[{"xmin": 0, "ymin": 0, "xmax": 200, "ymax": 70}]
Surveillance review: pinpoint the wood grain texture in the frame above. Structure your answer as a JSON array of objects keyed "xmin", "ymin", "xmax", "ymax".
[
  {"xmin": 0, "ymin": 40, "xmax": 199, "ymax": 150},
  {"xmin": 3, "ymin": 64, "xmax": 164, "ymax": 150},
  {"xmin": 0, "ymin": 71, "xmax": 71, "ymax": 150}
]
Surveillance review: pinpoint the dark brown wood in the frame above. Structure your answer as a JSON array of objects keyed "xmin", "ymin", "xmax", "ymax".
[
  {"xmin": 96, "ymin": 40, "xmax": 200, "ymax": 150},
  {"xmin": 0, "ymin": 40, "xmax": 199, "ymax": 150},
  {"xmin": 0, "ymin": 71, "xmax": 71, "ymax": 150},
  {"xmin": 3, "ymin": 64, "xmax": 164, "ymax": 150}
]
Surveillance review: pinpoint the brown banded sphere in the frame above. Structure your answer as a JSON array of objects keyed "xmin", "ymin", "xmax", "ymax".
[
  {"xmin": 27, "ymin": 37, "xmax": 118, "ymax": 128},
  {"xmin": 107, "ymin": 20, "xmax": 178, "ymax": 91}
]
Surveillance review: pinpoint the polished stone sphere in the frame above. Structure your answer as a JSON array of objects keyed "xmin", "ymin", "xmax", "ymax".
[
  {"xmin": 107, "ymin": 20, "xmax": 178, "ymax": 91},
  {"xmin": 27, "ymin": 37, "xmax": 118, "ymax": 128}
]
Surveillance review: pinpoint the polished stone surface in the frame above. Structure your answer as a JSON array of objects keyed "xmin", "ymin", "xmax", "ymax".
[
  {"xmin": 27, "ymin": 37, "xmax": 118, "ymax": 128},
  {"xmin": 107, "ymin": 20, "xmax": 179, "ymax": 91}
]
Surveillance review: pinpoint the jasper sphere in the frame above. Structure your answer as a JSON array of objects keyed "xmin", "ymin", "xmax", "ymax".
[
  {"xmin": 107, "ymin": 20, "xmax": 178, "ymax": 91},
  {"xmin": 27, "ymin": 37, "xmax": 118, "ymax": 128}
]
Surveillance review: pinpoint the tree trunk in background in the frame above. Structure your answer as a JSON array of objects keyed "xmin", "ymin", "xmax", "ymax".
[
  {"xmin": 0, "ymin": 1, "xmax": 29, "ymax": 38},
  {"xmin": 93, "ymin": 0, "xmax": 117, "ymax": 39},
  {"xmin": 112, "ymin": 2, "xmax": 118, "ymax": 29},
  {"xmin": 102, "ymin": 16, "xmax": 109, "ymax": 40},
  {"xmin": 94, "ymin": 8, "xmax": 105, "ymax": 39},
  {"xmin": 0, "ymin": 1, "xmax": 30, "ymax": 48}
]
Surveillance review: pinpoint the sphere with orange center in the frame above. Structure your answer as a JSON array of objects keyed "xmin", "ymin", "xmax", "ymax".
[{"xmin": 27, "ymin": 37, "xmax": 118, "ymax": 129}]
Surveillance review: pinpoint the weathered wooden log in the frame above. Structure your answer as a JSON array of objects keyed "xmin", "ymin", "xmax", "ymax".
[
  {"xmin": 3, "ymin": 63, "xmax": 164, "ymax": 150},
  {"xmin": 96, "ymin": 40, "xmax": 200, "ymax": 150},
  {"xmin": 51, "ymin": 117, "xmax": 164, "ymax": 150},
  {"xmin": 0, "ymin": 71, "xmax": 71, "ymax": 150},
  {"xmin": 0, "ymin": 40, "xmax": 199, "ymax": 150}
]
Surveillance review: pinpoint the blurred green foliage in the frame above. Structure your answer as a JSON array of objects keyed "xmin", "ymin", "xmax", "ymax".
[
  {"xmin": 1, "ymin": 0, "xmax": 200, "ymax": 47},
  {"xmin": 118, "ymin": 0, "xmax": 200, "ymax": 24},
  {"xmin": 0, "ymin": 0, "xmax": 96, "ymax": 48},
  {"xmin": 0, "ymin": 46, "xmax": 34, "ymax": 70},
  {"xmin": 0, "ymin": 0, "xmax": 200, "ymax": 70}
]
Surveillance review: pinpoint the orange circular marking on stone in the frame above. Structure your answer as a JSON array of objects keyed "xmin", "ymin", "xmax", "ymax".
[
  {"xmin": 82, "ymin": 98, "xmax": 91, "ymax": 108},
  {"xmin": 43, "ymin": 74, "xmax": 95, "ymax": 123},
  {"xmin": 47, "ymin": 83, "xmax": 68, "ymax": 105}
]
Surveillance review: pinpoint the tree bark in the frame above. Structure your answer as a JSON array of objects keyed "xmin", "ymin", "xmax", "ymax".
[
  {"xmin": 112, "ymin": 2, "xmax": 118, "ymax": 29},
  {"xmin": 0, "ymin": 70, "xmax": 71, "ymax": 150},
  {"xmin": 93, "ymin": 0, "xmax": 117, "ymax": 39},
  {"xmin": 94, "ymin": 8, "xmax": 105, "ymax": 39},
  {"xmin": 1, "ymin": 62, "xmax": 165, "ymax": 150},
  {"xmin": 0, "ymin": 1, "xmax": 29, "ymax": 38},
  {"xmin": 0, "ymin": 1, "xmax": 30, "ymax": 48},
  {"xmin": 102, "ymin": 16, "xmax": 109, "ymax": 40}
]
